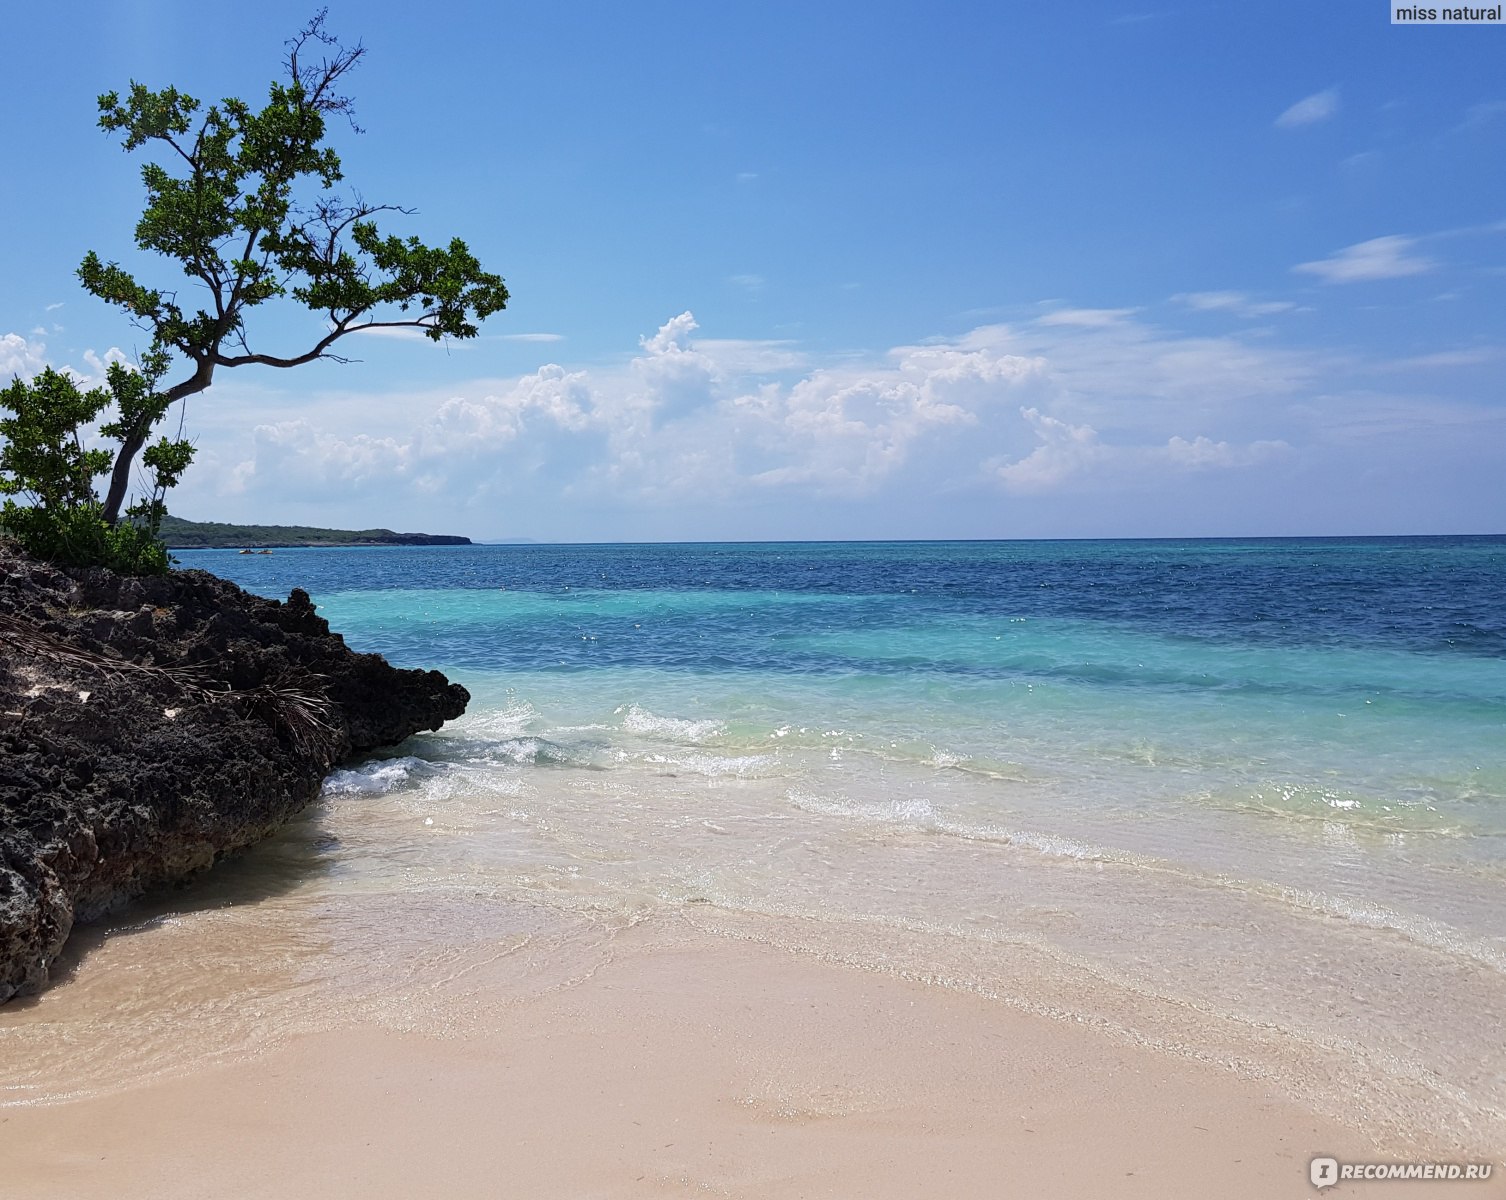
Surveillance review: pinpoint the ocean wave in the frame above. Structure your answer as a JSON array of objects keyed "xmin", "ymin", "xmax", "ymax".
[
  {"xmin": 632, "ymin": 750, "xmax": 775, "ymax": 778},
  {"xmin": 452, "ymin": 700, "xmax": 539, "ymax": 741},
  {"xmin": 786, "ymin": 786, "xmax": 1506, "ymax": 973},
  {"xmin": 1256, "ymin": 884, "xmax": 1506, "ymax": 974},
  {"xmin": 785, "ymin": 789, "xmax": 1129, "ymax": 863},
  {"xmin": 321, "ymin": 756, "xmax": 443, "ymax": 798},
  {"xmin": 617, "ymin": 704, "xmax": 724, "ymax": 742},
  {"xmin": 468, "ymin": 736, "xmax": 586, "ymax": 768}
]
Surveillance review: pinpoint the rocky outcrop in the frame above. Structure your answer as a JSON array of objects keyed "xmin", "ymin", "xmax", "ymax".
[{"xmin": 0, "ymin": 544, "xmax": 468, "ymax": 1002}]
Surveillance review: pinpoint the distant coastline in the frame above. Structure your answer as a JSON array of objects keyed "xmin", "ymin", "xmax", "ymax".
[{"xmin": 161, "ymin": 515, "xmax": 471, "ymax": 549}]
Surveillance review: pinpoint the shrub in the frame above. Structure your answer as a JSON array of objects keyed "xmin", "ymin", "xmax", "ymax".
[{"xmin": 0, "ymin": 363, "xmax": 192, "ymax": 575}]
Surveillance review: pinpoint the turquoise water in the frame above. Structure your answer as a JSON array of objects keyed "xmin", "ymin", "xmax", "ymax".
[
  {"xmin": 10, "ymin": 539, "xmax": 1504, "ymax": 1148},
  {"xmin": 207, "ymin": 537, "xmax": 1505, "ymax": 845}
]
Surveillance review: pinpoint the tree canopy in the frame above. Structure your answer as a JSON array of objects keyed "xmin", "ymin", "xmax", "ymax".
[{"xmin": 76, "ymin": 10, "xmax": 509, "ymax": 526}]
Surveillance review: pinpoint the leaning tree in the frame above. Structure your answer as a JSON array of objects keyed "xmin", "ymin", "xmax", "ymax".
[{"xmin": 78, "ymin": 10, "xmax": 509, "ymax": 525}]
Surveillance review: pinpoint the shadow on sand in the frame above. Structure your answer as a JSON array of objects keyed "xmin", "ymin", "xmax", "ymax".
[{"xmin": 7, "ymin": 803, "xmax": 340, "ymax": 1011}]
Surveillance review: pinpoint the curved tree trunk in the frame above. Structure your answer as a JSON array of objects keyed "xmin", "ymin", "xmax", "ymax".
[
  {"xmin": 101, "ymin": 362, "xmax": 216, "ymax": 525},
  {"xmin": 100, "ymin": 426, "xmax": 151, "ymax": 525}
]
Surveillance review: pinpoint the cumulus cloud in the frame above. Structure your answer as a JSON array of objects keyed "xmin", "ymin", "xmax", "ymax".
[
  {"xmin": 0, "ymin": 333, "xmax": 132, "ymax": 386},
  {"xmin": 79, "ymin": 348, "xmax": 133, "ymax": 382},
  {"xmin": 199, "ymin": 308, "xmax": 1325, "ymax": 522},
  {"xmin": 992, "ymin": 408, "xmax": 1290, "ymax": 493},
  {"xmin": 0, "ymin": 332, "xmax": 47, "ymax": 380},
  {"xmin": 994, "ymin": 409, "xmax": 1106, "ymax": 492},
  {"xmin": 1294, "ymin": 235, "xmax": 1436, "ymax": 284},
  {"xmin": 1276, "ymin": 88, "xmax": 1340, "ymax": 129},
  {"xmin": 966, "ymin": 312, "xmax": 1316, "ymax": 432}
]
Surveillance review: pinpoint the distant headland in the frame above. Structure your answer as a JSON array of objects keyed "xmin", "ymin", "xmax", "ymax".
[{"xmin": 161, "ymin": 516, "xmax": 472, "ymax": 549}]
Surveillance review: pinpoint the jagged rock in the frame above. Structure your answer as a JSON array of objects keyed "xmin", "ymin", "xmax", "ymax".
[{"xmin": 0, "ymin": 543, "xmax": 468, "ymax": 1002}]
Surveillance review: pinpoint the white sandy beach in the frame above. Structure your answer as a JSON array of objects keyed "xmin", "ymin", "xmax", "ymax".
[{"xmin": 2, "ymin": 918, "xmax": 1487, "ymax": 1200}]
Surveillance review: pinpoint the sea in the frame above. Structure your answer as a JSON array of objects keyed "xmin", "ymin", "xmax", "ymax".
[{"xmin": 3, "ymin": 537, "xmax": 1503, "ymax": 1151}]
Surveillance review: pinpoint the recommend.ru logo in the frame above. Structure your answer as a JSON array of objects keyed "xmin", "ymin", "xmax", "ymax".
[{"xmin": 1311, "ymin": 1156, "xmax": 1495, "ymax": 1188}]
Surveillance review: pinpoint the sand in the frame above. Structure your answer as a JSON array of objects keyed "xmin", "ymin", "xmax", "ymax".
[{"xmin": 2, "ymin": 921, "xmax": 1486, "ymax": 1199}]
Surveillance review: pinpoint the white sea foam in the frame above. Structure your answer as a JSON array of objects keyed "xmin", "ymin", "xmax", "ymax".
[
  {"xmin": 1264, "ymin": 884, "xmax": 1506, "ymax": 973},
  {"xmin": 785, "ymin": 788, "xmax": 1133, "ymax": 864},
  {"xmin": 465, "ymin": 737, "xmax": 560, "ymax": 766},
  {"xmin": 787, "ymin": 790, "xmax": 940, "ymax": 829},
  {"xmin": 455, "ymin": 700, "xmax": 538, "ymax": 741},
  {"xmin": 634, "ymin": 751, "xmax": 773, "ymax": 778},
  {"xmin": 321, "ymin": 756, "xmax": 440, "ymax": 798},
  {"xmin": 618, "ymin": 704, "xmax": 724, "ymax": 742}
]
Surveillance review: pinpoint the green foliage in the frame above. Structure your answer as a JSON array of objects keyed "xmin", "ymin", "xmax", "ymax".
[
  {"xmin": 0, "ymin": 368, "xmax": 114, "ymax": 514},
  {"xmin": 157, "ymin": 515, "xmax": 468, "ymax": 548},
  {"xmin": 0, "ymin": 362, "xmax": 193, "ymax": 575},
  {"xmin": 77, "ymin": 11, "xmax": 508, "ymax": 523},
  {"xmin": 1, "ymin": 12, "xmax": 505, "ymax": 568}
]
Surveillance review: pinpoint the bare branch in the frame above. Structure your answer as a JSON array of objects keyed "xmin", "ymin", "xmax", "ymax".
[{"xmin": 286, "ymin": 9, "xmax": 365, "ymax": 131}]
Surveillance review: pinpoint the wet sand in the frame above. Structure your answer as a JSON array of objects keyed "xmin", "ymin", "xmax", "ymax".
[{"xmin": 2, "ymin": 923, "xmax": 1481, "ymax": 1200}]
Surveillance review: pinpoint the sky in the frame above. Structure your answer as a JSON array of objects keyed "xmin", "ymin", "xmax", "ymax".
[{"xmin": 0, "ymin": 1, "xmax": 1502, "ymax": 541}]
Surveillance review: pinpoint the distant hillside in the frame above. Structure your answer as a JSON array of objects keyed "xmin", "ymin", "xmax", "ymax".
[{"xmin": 161, "ymin": 516, "xmax": 472, "ymax": 549}]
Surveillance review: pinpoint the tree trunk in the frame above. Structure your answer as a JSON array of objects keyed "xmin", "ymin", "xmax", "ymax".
[
  {"xmin": 100, "ymin": 426, "xmax": 150, "ymax": 525},
  {"xmin": 101, "ymin": 363, "xmax": 215, "ymax": 526}
]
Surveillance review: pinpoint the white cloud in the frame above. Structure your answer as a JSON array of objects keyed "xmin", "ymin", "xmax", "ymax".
[
  {"xmin": 993, "ymin": 408, "xmax": 1290, "ymax": 494},
  {"xmin": 1173, "ymin": 291, "xmax": 1297, "ymax": 317},
  {"xmin": 0, "ymin": 332, "xmax": 47, "ymax": 380},
  {"xmin": 967, "ymin": 312, "xmax": 1317, "ymax": 430},
  {"xmin": 1294, "ymin": 235, "xmax": 1436, "ymax": 284},
  {"xmin": 80, "ymin": 348, "xmax": 132, "ymax": 382},
  {"xmin": 695, "ymin": 338, "xmax": 806, "ymax": 374},
  {"xmin": 994, "ymin": 408, "xmax": 1106, "ymax": 492},
  {"xmin": 0, "ymin": 333, "xmax": 132, "ymax": 386},
  {"xmin": 1035, "ymin": 307, "xmax": 1138, "ymax": 328},
  {"xmin": 341, "ymin": 324, "xmax": 448, "ymax": 343},
  {"xmin": 728, "ymin": 274, "xmax": 766, "ymax": 293},
  {"xmin": 1161, "ymin": 435, "xmax": 1289, "ymax": 469},
  {"xmin": 200, "ymin": 308, "xmax": 1331, "ymax": 519},
  {"xmin": 1384, "ymin": 348, "xmax": 1497, "ymax": 370},
  {"xmin": 136, "ymin": 300, "xmax": 1502, "ymax": 539},
  {"xmin": 342, "ymin": 326, "xmax": 567, "ymax": 346},
  {"xmin": 1457, "ymin": 100, "xmax": 1506, "ymax": 131},
  {"xmin": 1276, "ymin": 88, "xmax": 1340, "ymax": 129}
]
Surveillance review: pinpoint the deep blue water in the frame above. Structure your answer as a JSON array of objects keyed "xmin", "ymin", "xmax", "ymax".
[
  {"xmin": 183, "ymin": 536, "xmax": 1505, "ymax": 839},
  {"xmin": 190, "ymin": 534, "xmax": 1506, "ymax": 658}
]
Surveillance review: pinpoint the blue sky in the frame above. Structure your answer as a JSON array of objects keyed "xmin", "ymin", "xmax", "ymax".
[{"xmin": 1, "ymin": 2, "xmax": 1502, "ymax": 540}]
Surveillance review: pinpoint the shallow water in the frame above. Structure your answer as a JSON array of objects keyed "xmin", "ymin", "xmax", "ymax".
[{"xmin": 3, "ymin": 538, "xmax": 1503, "ymax": 1151}]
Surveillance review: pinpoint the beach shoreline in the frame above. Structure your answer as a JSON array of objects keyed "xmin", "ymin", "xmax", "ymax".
[
  {"xmin": 5, "ymin": 537, "xmax": 1500, "ymax": 1197},
  {"xmin": 0, "ymin": 915, "xmax": 1445, "ymax": 1198},
  {"xmin": 2, "ymin": 916, "xmax": 1490, "ymax": 1199}
]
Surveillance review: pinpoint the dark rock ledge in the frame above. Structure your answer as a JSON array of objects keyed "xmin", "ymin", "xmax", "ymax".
[{"xmin": 0, "ymin": 543, "xmax": 468, "ymax": 1002}]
